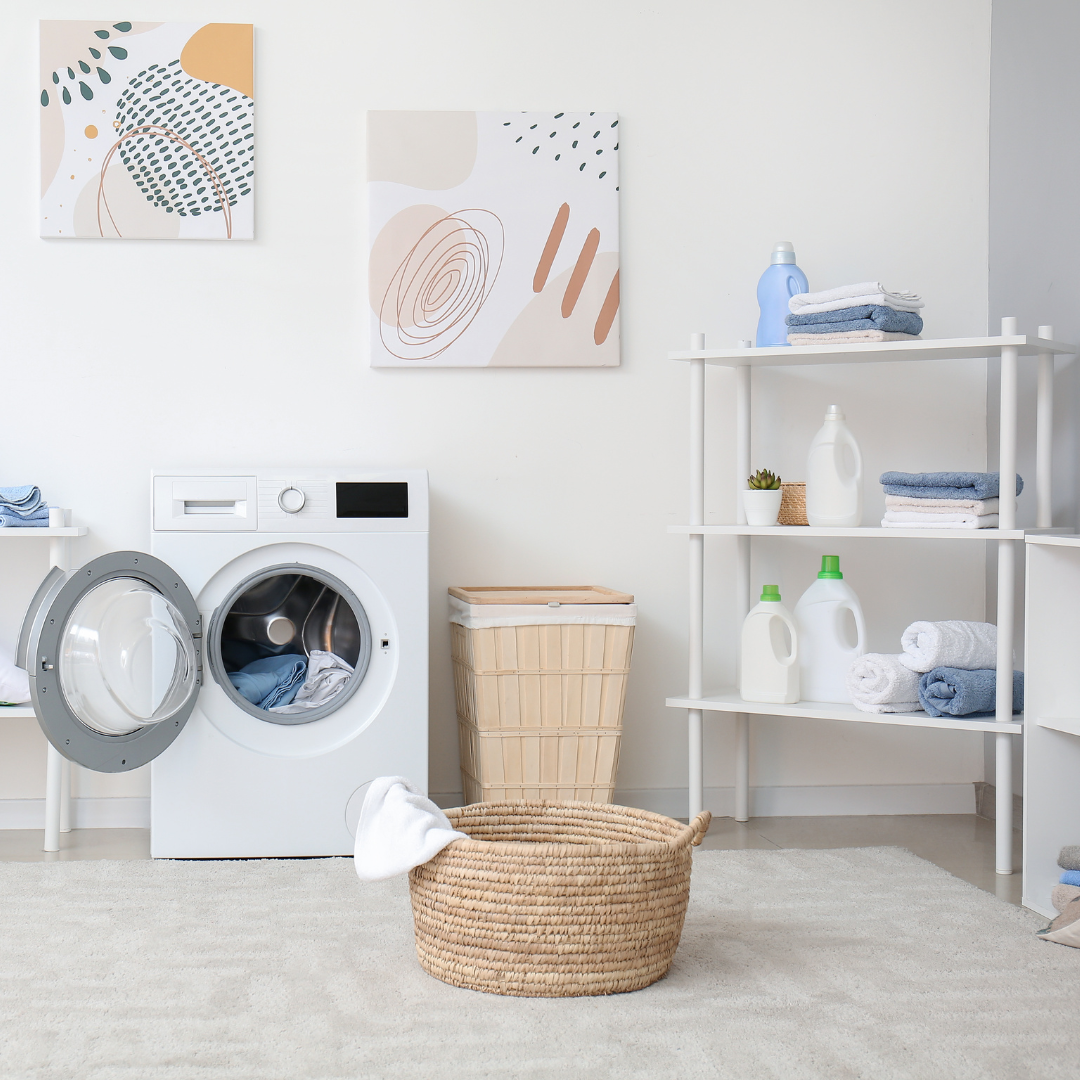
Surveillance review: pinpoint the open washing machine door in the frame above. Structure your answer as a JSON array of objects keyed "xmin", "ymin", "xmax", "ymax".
[{"xmin": 16, "ymin": 552, "xmax": 201, "ymax": 773}]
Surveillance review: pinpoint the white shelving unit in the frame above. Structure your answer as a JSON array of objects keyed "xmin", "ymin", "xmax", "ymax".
[
  {"xmin": 0, "ymin": 519, "xmax": 87, "ymax": 851},
  {"xmin": 1022, "ymin": 533, "xmax": 1080, "ymax": 916},
  {"xmin": 666, "ymin": 319, "xmax": 1075, "ymax": 876}
]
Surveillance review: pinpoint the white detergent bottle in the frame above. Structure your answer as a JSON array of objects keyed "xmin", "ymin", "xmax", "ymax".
[
  {"xmin": 740, "ymin": 585, "xmax": 799, "ymax": 704},
  {"xmin": 793, "ymin": 556, "xmax": 866, "ymax": 703},
  {"xmin": 806, "ymin": 404, "xmax": 863, "ymax": 527}
]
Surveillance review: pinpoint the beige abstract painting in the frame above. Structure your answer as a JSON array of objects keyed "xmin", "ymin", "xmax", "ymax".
[
  {"xmin": 40, "ymin": 20, "xmax": 254, "ymax": 239},
  {"xmin": 368, "ymin": 111, "xmax": 620, "ymax": 367}
]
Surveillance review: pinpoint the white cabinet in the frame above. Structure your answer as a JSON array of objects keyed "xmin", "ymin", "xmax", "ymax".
[{"xmin": 667, "ymin": 320, "xmax": 1075, "ymax": 875}]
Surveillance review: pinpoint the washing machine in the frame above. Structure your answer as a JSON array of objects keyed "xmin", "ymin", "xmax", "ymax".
[{"xmin": 16, "ymin": 470, "xmax": 428, "ymax": 858}]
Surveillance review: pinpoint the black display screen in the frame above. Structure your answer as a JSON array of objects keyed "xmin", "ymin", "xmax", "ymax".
[{"xmin": 336, "ymin": 482, "xmax": 409, "ymax": 518}]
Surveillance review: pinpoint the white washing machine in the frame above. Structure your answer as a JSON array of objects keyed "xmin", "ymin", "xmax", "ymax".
[{"xmin": 17, "ymin": 470, "xmax": 428, "ymax": 859}]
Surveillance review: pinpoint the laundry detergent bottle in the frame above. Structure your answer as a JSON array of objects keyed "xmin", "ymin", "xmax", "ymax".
[
  {"xmin": 740, "ymin": 585, "xmax": 799, "ymax": 704},
  {"xmin": 793, "ymin": 556, "xmax": 866, "ymax": 703},
  {"xmin": 806, "ymin": 404, "xmax": 863, "ymax": 527},
  {"xmin": 755, "ymin": 242, "xmax": 809, "ymax": 347}
]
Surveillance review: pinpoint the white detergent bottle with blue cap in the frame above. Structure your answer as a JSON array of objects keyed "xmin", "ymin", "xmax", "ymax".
[
  {"xmin": 793, "ymin": 556, "xmax": 866, "ymax": 703},
  {"xmin": 740, "ymin": 585, "xmax": 799, "ymax": 704},
  {"xmin": 756, "ymin": 242, "xmax": 809, "ymax": 347}
]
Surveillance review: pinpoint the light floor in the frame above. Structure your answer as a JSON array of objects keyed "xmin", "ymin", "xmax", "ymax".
[{"xmin": 0, "ymin": 814, "xmax": 1024, "ymax": 906}]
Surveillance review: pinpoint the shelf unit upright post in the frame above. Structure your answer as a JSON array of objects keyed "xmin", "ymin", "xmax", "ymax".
[{"xmin": 673, "ymin": 318, "xmax": 1074, "ymax": 876}]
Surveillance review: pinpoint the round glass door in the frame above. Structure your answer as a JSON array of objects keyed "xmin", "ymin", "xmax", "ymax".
[{"xmin": 58, "ymin": 577, "xmax": 198, "ymax": 736}]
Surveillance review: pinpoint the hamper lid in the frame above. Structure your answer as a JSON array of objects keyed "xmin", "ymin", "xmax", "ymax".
[{"xmin": 448, "ymin": 586, "xmax": 634, "ymax": 605}]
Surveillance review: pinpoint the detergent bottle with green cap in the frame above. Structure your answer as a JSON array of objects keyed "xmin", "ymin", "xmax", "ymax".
[
  {"xmin": 793, "ymin": 555, "xmax": 866, "ymax": 703},
  {"xmin": 740, "ymin": 584, "xmax": 799, "ymax": 704}
]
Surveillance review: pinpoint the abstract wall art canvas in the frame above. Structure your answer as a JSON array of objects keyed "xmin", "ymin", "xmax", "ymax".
[
  {"xmin": 368, "ymin": 111, "xmax": 619, "ymax": 367},
  {"xmin": 40, "ymin": 21, "xmax": 254, "ymax": 239}
]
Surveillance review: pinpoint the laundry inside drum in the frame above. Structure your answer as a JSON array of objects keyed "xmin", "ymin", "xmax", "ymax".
[{"xmin": 218, "ymin": 572, "xmax": 364, "ymax": 718}]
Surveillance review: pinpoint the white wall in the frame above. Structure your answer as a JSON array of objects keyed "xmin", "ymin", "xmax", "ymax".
[
  {"xmin": 0, "ymin": 0, "xmax": 993, "ymax": 820},
  {"xmin": 985, "ymin": 0, "xmax": 1080, "ymax": 796}
]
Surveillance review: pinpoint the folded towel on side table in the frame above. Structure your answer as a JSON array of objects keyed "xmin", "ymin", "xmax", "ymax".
[
  {"xmin": 1060, "ymin": 870, "xmax": 1080, "ymax": 888},
  {"xmin": 787, "ymin": 306, "xmax": 924, "ymax": 335},
  {"xmin": 918, "ymin": 667, "xmax": 1023, "ymax": 718},
  {"xmin": 880, "ymin": 471, "xmax": 1023, "ymax": 501},
  {"xmin": 882, "ymin": 512, "xmax": 999, "ymax": 528},
  {"xmin": 0, "ymin": 506, "xmax": 49, "ymax": 527},
  {"xmin": 354, "ymin": 776, "xmax": 467, "ymax": 881},
  {"xmin": 789, "ymin": 282, "xmax": 924, "ymax": 314},
  {"xmin": 900, "ymin": 620, "xmax": 998, "ymax": 672},
  {"xmin": 846, "ymin": 653, "xmax": 923, "ymax": 713},
  {"xmin": 787, "ymin": 331, "xmax": 921, "ymax": 345}
]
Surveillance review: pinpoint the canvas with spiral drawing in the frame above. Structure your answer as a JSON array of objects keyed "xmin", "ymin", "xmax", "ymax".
[
  {"xmin": 40, "ymin": 20, "xmax": 254, "ymax": 239},
  {"xmin": 367, "ymin": 111, "xmax": 620, "ymax": 367}
]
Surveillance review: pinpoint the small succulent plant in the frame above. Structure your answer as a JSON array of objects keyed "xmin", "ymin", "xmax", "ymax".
[{"xmin": 748, "ymin": 469, "xmax": 781, "ymax": 490}]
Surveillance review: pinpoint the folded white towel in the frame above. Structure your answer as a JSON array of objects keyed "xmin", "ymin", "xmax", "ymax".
[
  {"xmin": 789, "ymin": 282, "xmax": 924, "ymax": 314},
  {"xmin": 899, "ymin": 620, "xmax": 998, "ymax": 673},
  {"xmin": 0, "ymin": 646, "xmax": 30, "ymax": 705},
  {"xmin": 881, "ymin": 514, "xmax": 999, "ymax": 529},
  {"xmin": 268, "ymin": 650, "xmax": 353, "ymax": 714},
  {"xmin": 846, "ymin": 653, "xmax": 924, "ymax": 714},
  {"xmin": 885, "ymin": 495, "xmax": 999, "ymax": 514},
  {"xmin": 787, "ymin": 331, "xmax": 921, "ymax": 345},
  {"xmin": 354, "ymin": 776, "xmax": 467, "ymax": 882}
]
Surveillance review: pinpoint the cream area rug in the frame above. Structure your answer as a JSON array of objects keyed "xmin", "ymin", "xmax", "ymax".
[{"xmin": 1, "ymin": 847, "xmax": 1078, "ymax": 1080}]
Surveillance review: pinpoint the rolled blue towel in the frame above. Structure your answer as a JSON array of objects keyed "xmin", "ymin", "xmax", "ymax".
[
  {"xmin": 228, "ymin": 654, "xmax": 307, "ymax": 710},
  {"xmin": 787, "ymin": 306, "xmax": 924, "ymax": 335},
  {"xmin": 0, "ymin": 506, "xmax": 49, "ymax": 527},
  {"xmin": 1061, "ymin": 870, "xmax": 1080, "ymax": 888},
  {"xmin": 918, "ymin": 667, "xmax": 1023, "ymax": 718},
  {"xmin": 880, "ymin": 471, "xmax": 1023, "ymax": 501}
]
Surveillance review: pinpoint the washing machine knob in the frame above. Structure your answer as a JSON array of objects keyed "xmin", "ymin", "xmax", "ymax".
[{"xmin": 277, "ymin": 486, "xmax": 306, "ymax": 514}]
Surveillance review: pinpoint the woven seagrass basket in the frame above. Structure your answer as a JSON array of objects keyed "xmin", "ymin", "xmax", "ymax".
[
  {"xmin": 408, "ymin": 800, "xmax": 711, "ymax": 997},
  {"xmin": 778, "ymin": 481, "xmax": 808, "ymax": 525}
]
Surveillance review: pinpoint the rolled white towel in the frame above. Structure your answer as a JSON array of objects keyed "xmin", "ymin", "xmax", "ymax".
[
  {"xmin": 899, "ymin": 620, "xmax": 997, "ymax": 673},
  {"xmin": 0, "ymin": 646, "xmax": 30, "ymax": 704},
  {"xmin": 847, "ymin": 653, "xmax": 924, "ymax": 714}
]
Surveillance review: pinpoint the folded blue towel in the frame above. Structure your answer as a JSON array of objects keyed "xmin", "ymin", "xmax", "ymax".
[
  {"xmin": 880, "ymin": 472, "xmax": 1023, "ymax": 501},
  {"xmin": 228, "ymin": 654, "xmax": 307, "ymax": 710},
  {"xmin": 786, "ymin": 306, "xmax": 924, "ymax": 335},
  {"xmin": 0, "ymin": 486, "xmax": 45, "ymax": 512},
  {"xmin": 918, "ymin": 667, "xmax": 1024, "ymax": 718},
  {"xmin": 1060, "ymin": 870, "xmax": 1080, "ymax": 887},
  {"xmin": 0, "ymin": 506, "xmax": 49, "ymax": 527}
]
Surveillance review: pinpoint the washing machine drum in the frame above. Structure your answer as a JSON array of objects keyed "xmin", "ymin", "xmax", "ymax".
[
  {"xmin": 206, "ymin": 564, "xmax": 371, "ymax": 726},
  {"xmin": 18, "ymin": 552, "xmax": 202, "ymax": 773}
]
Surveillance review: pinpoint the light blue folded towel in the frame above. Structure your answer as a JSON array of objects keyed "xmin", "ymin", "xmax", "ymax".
[
  {"xmin": 880, "ymin": 472, "xmax": 1023, "ymax": 501},
  {"xmin": 1060, "ymin": 870, "xmax": 1080, "ymax": 887},
  {"xmin": 228, "ymin": 654, "xmax": 307, "ymax": 710},
  {"xmin": 786, "ymin": 306, "xmax": 924, "ymax": 335},
  {"xmin": 918, "ymin": 667, "xmax": 1024, "ymax": 718},
  {"xmin": 0, "ymin": 506, "xmax": 49, "ymax": 527}
]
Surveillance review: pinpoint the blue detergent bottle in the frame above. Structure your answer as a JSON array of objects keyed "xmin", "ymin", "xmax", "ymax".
[{"xmin": 755, "ymin": 241, "xmax": 809, "ymax": 347}]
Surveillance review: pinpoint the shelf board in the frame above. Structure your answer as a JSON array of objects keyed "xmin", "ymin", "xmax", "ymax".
[
  {"xmin": 0, "ymin": 706, "xmax": 35, "ymax": 720},
  {"xmin": 669, "ymin": 334, "xmax": 1076, "ymax": 368},
  {"xmin": 668, "ymin": 524, "xmax": 1049, "ymax": 540},
  {"xmin": 666, "ymin": 692, "xmax": 1023, "ymax": 733},
  {"xmin": 1025, "ymin": 533, "xmax": 1080, "ymax": 548},
  {"xmin": 1036, "ymin": 716, "xmax": 1080, "ymax": 738},
  {"xmin": 0, "ymin": 526, "xmax": 86, "ymax": 537}
]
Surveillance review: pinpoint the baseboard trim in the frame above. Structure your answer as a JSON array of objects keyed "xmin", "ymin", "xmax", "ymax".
[
  {"xmin": 0, "ymin": 797, "xmax": 149, "ymax": 830},
  {"xmin": 431, "ymin": 783, "xmax": 977, "ymax": 817}
]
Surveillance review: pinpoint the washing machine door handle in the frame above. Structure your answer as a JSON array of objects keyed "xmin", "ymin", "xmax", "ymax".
[{"xmin": 16, "ymin": 551, "xmax": 202, "ymax": 773}]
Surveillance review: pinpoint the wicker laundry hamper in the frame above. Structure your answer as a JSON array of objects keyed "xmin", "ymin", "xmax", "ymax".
[{"xmin": 408, "ymin": 800, "xmax": 712, "ymax": 997}]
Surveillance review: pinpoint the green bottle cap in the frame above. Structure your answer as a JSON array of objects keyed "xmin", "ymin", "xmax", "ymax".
[
  {"xmin": 760, "ymin": 584, "xmax": 781, "ymax": 602},
  {"xmin": 817, "ymin": 555, "xmax": 843, "ymax": 579}
]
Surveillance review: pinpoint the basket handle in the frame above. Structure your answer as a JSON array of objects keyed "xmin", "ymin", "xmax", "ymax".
[{"xmin": 689, "ymin": 811, "xmax": 712, "ymax": 846}]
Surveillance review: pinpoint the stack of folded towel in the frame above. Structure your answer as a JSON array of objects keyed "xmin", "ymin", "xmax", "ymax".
[
  {"xmin": 0, "ymin": 486, "xmax": 50, "ymax": 527},
  {"xmin": 786, "ymin": 282, "xmax": 924, "ymax": 345},
  {"xmin": 846, "ymin": 619, "xmax": 1024, "ymax": 717},
  {"xmin": 1054, "ymin": 846, "xmax": 1080, "ymax": 913},
  {"xmin": 879, "ymin": 471, "xmax": 1023, "ymax": 529}
]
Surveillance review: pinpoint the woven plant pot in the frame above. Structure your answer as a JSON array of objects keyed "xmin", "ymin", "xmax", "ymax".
[
  {"xmin": 778, "ymin": 481, "xmax": 808, "ymax": 525},
  {"xmin": 408, "ymin": 800, "xmax": 711, "ymax": 997}
]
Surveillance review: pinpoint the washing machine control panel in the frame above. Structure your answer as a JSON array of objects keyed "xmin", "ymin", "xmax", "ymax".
[{"xmin": 153, "ymin": 473, "xmax": 428, "ymax": 532}]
